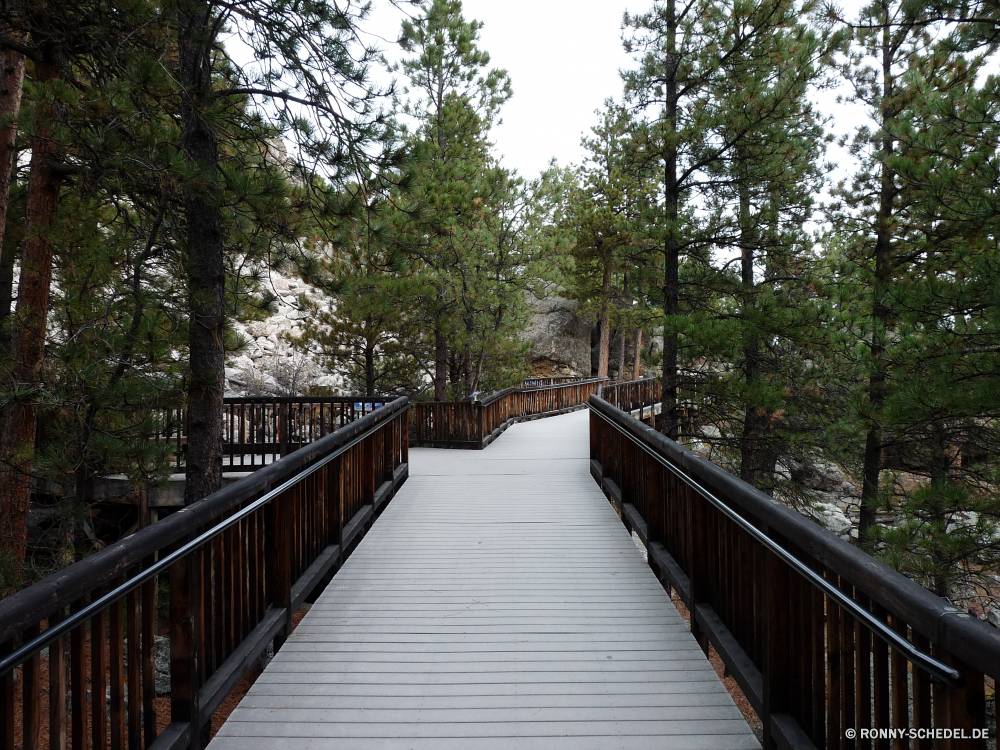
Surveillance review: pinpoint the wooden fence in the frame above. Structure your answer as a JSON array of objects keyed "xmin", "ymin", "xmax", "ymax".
[
  {"xmin": 589, "ymin": 394, "xmax": 999, "ymax": 750},
  {"xmin": 159, "ymin": 397, "xmax": 389, "ymax": 469},
  {"xmin": 601, "ymin": 377, "xmax": 662, "ymax": 419},
  {"xmin": 413, "ymin": 377, "xmax": 607, "ymax": 449},
  {"xmin": 0, "ymin": 397, "xmax": 410, "ymax": 750},
  {"xmin": 521, "ymin": 376, "xmax": 591, "ymax": 387}
]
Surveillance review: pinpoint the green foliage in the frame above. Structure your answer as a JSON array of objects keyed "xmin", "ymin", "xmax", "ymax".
[{"xmin": 0, "ymin": 0, "xmax": 997, "ymax": 610}]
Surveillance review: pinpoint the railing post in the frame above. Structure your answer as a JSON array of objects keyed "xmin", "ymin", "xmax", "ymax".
[
  {"xmin": 338, "ymin": 449, "xmax": 348, "ymax": 548},
  {"xmin": 23, "ymin": 622, "xmax": 41, "ymax": 750},
  {"xmin": 49, "ymin": 607, "xmax": 67, "ymax": 750},
  {"xmin": 0, "ymin": 639, "xmax": 13, "ymax": 750},
  {"xmin": 762, "ymin": 541, "xmax": 791, "ymax": 750},
  {"xmin": 589, "ymin": 408, "xmax": 598, "ymax": 464},
  {"xmin": 934, "ymin": 653, "xmax": 986, "ymax": 750},
  {"xmin": 644, "ymin": 451, "xmax": 663, "ymax": 552},
  {"xmin": 477, "ymin": 402, "xmax": 485, "ymax": 446},
  {"xmin": 402, "ymin": 410, "xmax": 409, "ymax": 465},
  {"xmin": 279, "ymin": 403, "xmax": 289, "ymax": 457},
  {"xmin": 686, "ymin": 488, "xmax": 710, "ymax": 655},
  {"xmin": 266, "ymin": 491, "xmax": 293, "ymax": 649},
  {"xmin": 170, "ymin": 548, "xmax": 204, "ymax": 749}
]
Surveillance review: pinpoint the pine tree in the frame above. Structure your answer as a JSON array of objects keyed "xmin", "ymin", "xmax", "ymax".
[
  {"xmin": 394, "ymin": 0, "xmax": 512, "ymax": 399},
  {"xmin": 841, "ymin": 13, "xmax": 1000, "ymax": 592},
  {"xmin": 562, "ymin": 104, "xmax": 656, "ymax": 380},
  {"xmin": 0, "ymin": 0, "xmax": 165, "ymax": 567},
  {"xmin": 678, "ymin": 0, "xmax": 840, "ymax": 492},
  {"xmin": 623, "ymin": 0, "xmax": 840, "ymax": 440}
]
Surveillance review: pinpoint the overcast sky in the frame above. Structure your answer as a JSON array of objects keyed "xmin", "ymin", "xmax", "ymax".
[
  {"xmin": 363, "ymin": 0, "xmax": 875, "ymax": 181},
  {"xmin": 365, "ymin": 0, "xmax": 647, "ymax": 179}
]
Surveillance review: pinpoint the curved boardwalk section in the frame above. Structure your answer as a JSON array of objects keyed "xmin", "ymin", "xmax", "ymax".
[{"xmin": 209, "ymin": 410, "xmax": 760, "ymax": 750}]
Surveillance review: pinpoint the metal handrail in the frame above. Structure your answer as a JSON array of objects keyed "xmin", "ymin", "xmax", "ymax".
[
  {"xmin": 588, "ymin": 401, "xmax": 963, "ymax": 687},
  {"xmin": 0, "ymin": 406, "xmax": 400, "ymax": 678}
]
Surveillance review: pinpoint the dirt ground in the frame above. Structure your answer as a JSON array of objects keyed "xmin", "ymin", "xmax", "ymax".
[{"xmin": 669, "ymin": 596, "xmax": 765, "ymax": 742}]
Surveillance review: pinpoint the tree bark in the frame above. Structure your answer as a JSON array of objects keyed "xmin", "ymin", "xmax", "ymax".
[
  {"xmin": 859, "ymin": 20, "xmax": 898, "ymax": 547},
  {"xmin": 660, "ymin": 0, "xmax": 680, "ymax": 439},
  {"xmin": 928, "ymin": 419, "xmax": 951, "ymax": 597},
  {"xmin": 463, "ymin": 348, "xmax": 473, "ymax": 396},
  {"xmin": 736, "ymin": 164, "xmax": 775, "ymax": 492},
  {"xmin": 633, "ymin": 329, "xmax": 642, "ymax": 380},
  {"xmin": 0, "ymin": 41, "xmax": 25, "ymax": 335},
  {"xmin": 596, "ymin": 260, "xmax": 612, "ymax": 378},
  {"xmin": 179, "ymin": 0, "xmax": 226, "ymax": 505},
  {"xmin": 433, "ymin": 315, "xmax": 447, "ymax": 401},
  {"xmin": 615, "ymin": 328, "xmax": 625, "ymax": 382},
  {"xmin": 0, "ymin": 41, "xmax": 61, "ymax": 564},
  {"xmin": 364, "ymin": 337, "xmax": 376, "ymax": 398},
  {"xmin": 463, "ymin": 315, "xmax": 474, "ymax": 395}
]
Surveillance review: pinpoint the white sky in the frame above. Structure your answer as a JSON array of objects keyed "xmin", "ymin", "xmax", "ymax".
[
  {"xmin": 360, "ymin": 0, "xmax": 998, "ymax": 189},
  {"xmin": 362, "ymin": 1, "xmax": 881, "ymax": 182},
  {"xmin": 364, "ymin": 0, "xmax": 647, "ymax": 179}
]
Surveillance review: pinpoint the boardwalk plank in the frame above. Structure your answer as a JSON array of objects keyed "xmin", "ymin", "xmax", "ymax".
[
  {"xmin": 209, "ymin": 410, "xmax": 759, "ymax": 749},
  {"xmin": 211, "ymin": 735, "xmax": 760, "ymax": 750}
]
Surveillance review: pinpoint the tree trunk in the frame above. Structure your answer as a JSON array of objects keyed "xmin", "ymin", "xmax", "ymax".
[
  {"xmin": 928, "ymin": 419, "xmax": 951, "ymax": 598},
  {"xmin": 615, "ymin": 329, "xmax": 625, "ymax": 382},
  {"xmin": 448, "ymin": 350, "xmax": 460, "ymax": 391},
  {"xmin": 0, "ymin": 41, "xmax": 25, "ymax": 335},
  {"xmin": 179, "ymin": 0, "xmax": 226, "ymax": 505},
  {"xmin": 364, "ymin": 343, "xmax": 375, "ymax": 399},
  {"xmin": 660, "ymin": 0, "xmax": 679, "ymax": 439},
  {"xmin": 463, "ymin": 314, "xmax": 474, "ymax": 395},
  {"xmin": 434, "ymin": 316, "xmax": 447, "ymax": 401},
  {"xmin": 736, "ymin": 163, "xmax": 775, "ymax": 492},
  {"xmin": 596, "ymin": 260, "xmax": 612, "ymax": 378},
  {"xmin": 0, "ymin": 41, "xmax": 61, "ymax": 564},
  {"xmin": 633, "ymin": 329, "xmax": 642, "ymax": 380},
  {"xmin": 859, "ymin": 22, "xmax": 897, "ymax": 548},
  {"xmin": 463, "ymin": 348, "xmax": 473, "ymax": 396}
]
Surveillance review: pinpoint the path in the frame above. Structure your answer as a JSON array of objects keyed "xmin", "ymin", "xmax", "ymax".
[{"xmin": 208, "ymin": 409, "xmax": 760, "ymax": 749}]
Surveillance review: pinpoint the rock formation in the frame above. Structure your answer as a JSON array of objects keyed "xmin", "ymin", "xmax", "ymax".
[{"xmin": 521, "ymin": 289, "xmax": 593, "ymax": 377}]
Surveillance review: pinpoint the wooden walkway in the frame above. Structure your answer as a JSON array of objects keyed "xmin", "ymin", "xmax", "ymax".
[{"xmin": 209, "ymin": 409, "xmax": 760, "ymax": 750}]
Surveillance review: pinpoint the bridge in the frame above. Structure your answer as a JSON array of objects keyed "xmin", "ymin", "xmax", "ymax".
[{"xmin": 1, "ymin": 378, "xmax": 997, "ymax": 750}]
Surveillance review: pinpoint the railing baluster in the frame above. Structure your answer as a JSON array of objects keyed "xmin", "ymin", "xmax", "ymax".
[
  {"xmin": 49, "ymin": 606, "xmax": 67, "ymax": 750},
  {"xmin": 0, "ymin": 638, "xmax": 13, "ymax": 750},
  {"xmin": 856, "ymin": 592, "xmax": 873, "ymax": 750},
  {"xmin": 90, "ymin": 590, "xmax": 107, "ymax": 750},
  {"xmin": 24, "ymin": 622, "xmax": 42, "ymax": 750},
  {"xmin": 170, "ymin": 548, "xmax": 202, "ymax": 749},
  {"xmin": 912, "ymin": 631, "xmax": 933, "ymax": 750},
  {"xmin": 70, "ymin": 598, "xmax": 88, "ymax": 750},
  {"xmin": 109, "ymin": 592, "xmax": 125, "ymax": 750},
  {"xmin": 126, "ymin": 588, "xmax": 141, "ymax": 750},
  {"xmin": 829, "ymin": 582, "xmax": 843, "ymax": 750},
  {"xmin": 141, "ymin": 571, "xmax": 156, "ymax": 744},
  {"xmin": 761, "ymin": 543, "xmax": 790, "ymax": 748}
]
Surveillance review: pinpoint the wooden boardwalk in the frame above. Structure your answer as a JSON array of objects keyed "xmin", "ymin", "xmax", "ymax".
[{"xmin": 209, "ymin": 409, "xmax": 760, "ymax": 750}]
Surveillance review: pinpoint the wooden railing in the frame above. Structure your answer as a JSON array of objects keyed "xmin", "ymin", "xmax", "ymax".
[
  {"xmin": 589, "ymin": 395, "xmax": 998, "ymax": 750},
  {"xmin": 413, "ymin": 377, "xmax": 607, "ymax": 449},
  {"xmin": 160, "ymin": 396, "xmax": 389, "ymax": 469},
  {"xmin": 0, "ymin": 397, "xmax": 410, "ymax": 750},
  {"xmin": 521, "ymin": 376, "xmax": 590, "ymax": 387},
  {"xmin": 601, "ymin": 377, "xmax": 661, "ymax": 418}
]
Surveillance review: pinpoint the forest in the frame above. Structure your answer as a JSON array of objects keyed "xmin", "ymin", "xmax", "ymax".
[{"xmin": 0, "ymin": 0, "xmax": 998, "ymax": 621}]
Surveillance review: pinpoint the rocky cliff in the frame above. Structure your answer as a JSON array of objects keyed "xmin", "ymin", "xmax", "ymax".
[{"xmin": 521, "ymin": 290, "xmax": 593, "ymax": 377}]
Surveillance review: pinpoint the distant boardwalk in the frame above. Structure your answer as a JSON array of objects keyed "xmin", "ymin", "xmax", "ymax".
[{"xmin": 209, "ymin": 410, "xmax": 760, "ymax": 750}]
